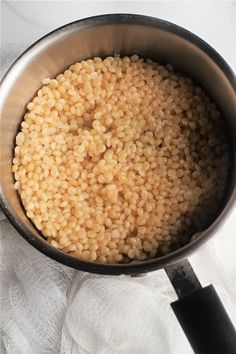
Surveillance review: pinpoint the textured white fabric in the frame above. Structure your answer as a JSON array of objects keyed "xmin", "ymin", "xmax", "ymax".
[
  {"xmin": 1, "ymin": 43, "xmax": 236, "ymax": 354},
  {"xmin": 1, "ymin": 208, "xmax": 236, "ymax": 354}
]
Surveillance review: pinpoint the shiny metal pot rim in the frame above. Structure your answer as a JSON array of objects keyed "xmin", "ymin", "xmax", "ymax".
[{"xmin": 0, "ymin": 14, "xmax": 236, "ymax": 275}]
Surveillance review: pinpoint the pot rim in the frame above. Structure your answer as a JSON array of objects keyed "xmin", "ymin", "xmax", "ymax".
[{"xmin": 1, "ymin": 13, "xmax": 236, "ymax": 275}]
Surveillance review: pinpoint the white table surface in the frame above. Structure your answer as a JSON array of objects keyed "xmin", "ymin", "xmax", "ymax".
[{"xmin": 1, "ymin": 1, "xmax": 236, "ymax": 353}]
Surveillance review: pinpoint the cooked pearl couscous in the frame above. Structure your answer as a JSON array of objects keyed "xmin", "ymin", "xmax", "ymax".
[{"xmin": 12, "ymin": 55, "xmax": 229, "ymax": 263}]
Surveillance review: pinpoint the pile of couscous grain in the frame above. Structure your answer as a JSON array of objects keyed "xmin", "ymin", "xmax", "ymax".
[{"xmin": 12, "ymin": 55, "xmax": 230, "ymax": 263}]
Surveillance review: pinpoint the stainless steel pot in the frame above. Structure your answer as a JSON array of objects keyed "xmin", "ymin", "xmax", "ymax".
[{"xmin": 1, "ymin": 14, "xmax": 236, "ymax": 353}]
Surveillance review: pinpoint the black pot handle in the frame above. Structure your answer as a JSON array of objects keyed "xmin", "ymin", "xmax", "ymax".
[{"xmin": 165, "ymin": 260, "xmax": 236, "ymax": 354}]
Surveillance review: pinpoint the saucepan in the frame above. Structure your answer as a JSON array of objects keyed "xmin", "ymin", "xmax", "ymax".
[{"xmin": 0, "ymin": 14, "xmax": 236, "ymax": 353}]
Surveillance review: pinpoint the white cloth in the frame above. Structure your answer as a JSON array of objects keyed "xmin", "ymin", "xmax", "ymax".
[
  {"xmin": 1, "ymin": 208, "xmax": 236, "ymax": 354},
  {"xmin": 1, "ymin": 42, "xmax": 236, "ymax": 354}
]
